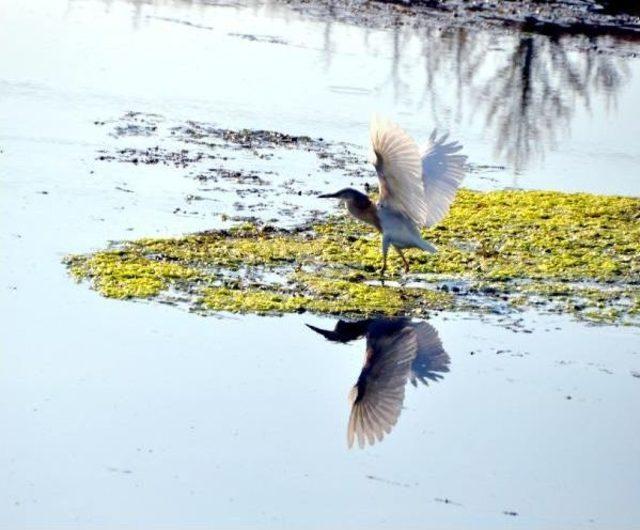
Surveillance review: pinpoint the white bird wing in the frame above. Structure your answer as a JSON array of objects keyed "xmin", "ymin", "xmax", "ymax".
[
  {"xmin": 421, "ymin": 130, "xmax": 467, "ymax": 227},
  {"xmin": 409, "ymin": 321, "xmax": 450, "ymax": 387},
  {"xmin": 370, "ymin": 115, "xmax": 426, "ymax": 227},
  {"xmin": 347, "ymin": 326, "xmax": 417, "ymax": 449}
]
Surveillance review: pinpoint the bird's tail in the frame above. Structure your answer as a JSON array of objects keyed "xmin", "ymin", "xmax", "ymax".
[{"xmin": 417, "ymin": 238, "xmax": 437, "ymax": 254}]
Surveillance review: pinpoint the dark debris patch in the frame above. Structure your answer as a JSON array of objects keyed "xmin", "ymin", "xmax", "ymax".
[
  {"xmin": 96, "ymin": 112, "xmax": 367, "ymax": 178},
  {"xmin": 434, "ymin": 497, "xmax": 463, "ymax": 507},
  {"xmin": 193, "ymin": 167, "xmax": 272, "ymax": 186},
  {"xmin": 280, "ymin": 0, "xmax": 640, "ymax": 43},
  {"xmin": 228, "ymin": 32, "xmax": 289, "ymax": 45},
  {"xmin": 93, "ymin": 112, "xmax": 370, "ymax": 226},
  {"xmin": 97, "ymin": 146, "xmax": 217, "ymax": 168}
]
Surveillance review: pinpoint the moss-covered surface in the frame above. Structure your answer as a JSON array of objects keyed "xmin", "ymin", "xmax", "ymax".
[{"xmin": 65, "ymin": 190, "xmax": 640, "ymax": 324}]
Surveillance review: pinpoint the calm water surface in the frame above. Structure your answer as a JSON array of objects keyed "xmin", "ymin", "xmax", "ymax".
[{"xmin": 1, "ymin": 0, "xmax": 639, "ymax": 528}]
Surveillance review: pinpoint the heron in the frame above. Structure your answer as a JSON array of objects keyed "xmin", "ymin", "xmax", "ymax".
[
  {"xmin": 319, "ymin": 116, "xmax": 467, "ymax": 274},
  {"xmin": 307, "ymin": 317, "xmax": 450, "ymax": 449}
]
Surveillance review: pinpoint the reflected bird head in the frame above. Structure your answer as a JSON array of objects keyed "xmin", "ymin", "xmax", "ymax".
[{"xmin": 306, "ymin": 319, "xmax": 372, "ymax": 343}]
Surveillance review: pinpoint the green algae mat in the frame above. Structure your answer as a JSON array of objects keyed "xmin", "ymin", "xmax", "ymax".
[{"xmin": 65, "ymin": 190, "xmax": 640, "ymax": 325}]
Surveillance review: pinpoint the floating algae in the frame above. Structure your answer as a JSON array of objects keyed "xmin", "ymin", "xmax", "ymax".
[{"xmin": 65, "ymin": 190, "xmax": 640, "ymax": 324}]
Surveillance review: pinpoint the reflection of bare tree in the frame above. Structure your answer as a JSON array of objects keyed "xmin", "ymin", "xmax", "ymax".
[
  {"xmin": 418, "ymin": 27, "xmax": 488, "ymax": 129},
  {"xmin": 83, "ymin": 0, "xmax": 631, "ymax": 177},
  {"xmin": 480, "ymin": 36, "xmax": 563, "ymax": 173},
  {"xmin": 382, "ymin": 26, "xmax": 630, "ymax": 175},
  {"xmin": 478, "ymin": 34, "xmax": 629, "ymax": 174},
  {"xmin": 321, "ymin": 3, "xmax": 335, "ymax": 72},
  {"xmin": 371, "ymin": 20, "xmax": 413, "ymax": 103}
]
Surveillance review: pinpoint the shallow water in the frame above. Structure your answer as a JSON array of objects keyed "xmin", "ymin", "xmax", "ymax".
[
  {"xmin": 1, "ymin": 0, "xmax": 640, "ymax": 528},
  {"xmin": 3, "ymin": 300, "xmax": 640, "ymax": 528}
]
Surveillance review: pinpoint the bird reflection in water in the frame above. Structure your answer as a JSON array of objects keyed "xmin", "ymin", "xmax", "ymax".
[{"xmin": 307, "ymin": 318, "xmax": 450, "ymax": 449}]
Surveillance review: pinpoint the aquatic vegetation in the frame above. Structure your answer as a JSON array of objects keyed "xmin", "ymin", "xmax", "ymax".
[
  {"xmin": 65, "ymin": 190, "xmax": 640, "ymax": 324},
  {"xmin": 66, "ymin": 251, "xmax": 200, "ymax": 299}
]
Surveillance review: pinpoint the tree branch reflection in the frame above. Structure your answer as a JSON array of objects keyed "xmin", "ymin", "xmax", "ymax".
[{"xmin": 384, "ymin": 25, "xmax": 630, "ymax": 174}]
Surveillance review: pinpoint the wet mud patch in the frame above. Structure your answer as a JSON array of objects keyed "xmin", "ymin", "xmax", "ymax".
[
  {"xmin": 98, "ymin": 112, "xmax": 366, "ymax": 175},
  {"xmin": 66, "ymin": 190, "xmax": 640, "ymax": 325},
  {"xmin": 93, "ymin": 112, "xmax": 368, "ymax": 226},
  {"xmin": 283, "ymin": 0, "xmax": 640, "ymax": 44}
]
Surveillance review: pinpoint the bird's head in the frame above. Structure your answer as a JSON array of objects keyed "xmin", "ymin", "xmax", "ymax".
[
  {"xmin": 318, "ymin": 188, "xmax": 356, "ymax": 201},
  {"xmin": 318, "ymin": 188, "xmax": 371, "ymax": 208}
]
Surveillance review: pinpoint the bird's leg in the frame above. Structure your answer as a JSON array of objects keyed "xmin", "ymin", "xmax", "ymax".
[
  {"xmin": 396, "ymin": 248, "xmax": 410, "ymax": 273},
  {"xmin": 380, "ymin": 237, "xmax": 390, "ymax": 278}
]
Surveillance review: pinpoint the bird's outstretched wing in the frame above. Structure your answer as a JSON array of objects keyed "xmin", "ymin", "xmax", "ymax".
[
  {"xmin": 370, "ymin": 115, "xmax": 426, "ymax": 227},
  {"xmin": 409, "ymin": 321, "xmax": 450, "ymax": 387},
  {"xmin": 421, "ymin": 131, "xmax": 467, "ymax": 227},
  {"xmin": 347, "ymin": 326, "xmax": 417, "ymax": 449}
]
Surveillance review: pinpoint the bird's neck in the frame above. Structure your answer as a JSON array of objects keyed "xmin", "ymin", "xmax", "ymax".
[{"xmin": 346, "ymin": 199, "xmax": 381, "ymax": 232}]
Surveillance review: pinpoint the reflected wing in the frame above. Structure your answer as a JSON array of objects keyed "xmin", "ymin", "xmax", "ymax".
[
  {"xmin": 421, "ymin": 131, "xmax": 467, "ymax": 227},
  {"xmin": 347, "ymin": 326, "xmax": 417, "ymax": 449},
  {"xmin": 409, "ymin": 321, "xmax": 450, "ymax": 387},
  {"xmin": 370, "ymin": 115, "xmax": 426, "ymax": 227}
]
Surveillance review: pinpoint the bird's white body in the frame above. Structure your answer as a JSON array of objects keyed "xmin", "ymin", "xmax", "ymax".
[{"xmin": 378, "ymin": 206, "xmax": 436, "ymax": 253}]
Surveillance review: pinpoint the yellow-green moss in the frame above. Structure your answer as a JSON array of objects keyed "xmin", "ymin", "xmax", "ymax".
[
  {"xmin": 202, "ymin": 287, "xmax": 310, "ymax": 314},
  {"xmin": 66, "ymin": 250, "xmax": 200, "ymax": 299},
  {"xmin": 418, "ymin": 190, "xmax": 639, "ymax": 281},
  {"xmin": 65, "ymin": 190, "xmax": 640, "ymax": 324}
]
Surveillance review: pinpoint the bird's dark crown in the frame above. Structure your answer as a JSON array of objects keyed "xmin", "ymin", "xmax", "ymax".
[{"xmin": 319, "ymin": 188, "xmax": 371, "ymax": 209}]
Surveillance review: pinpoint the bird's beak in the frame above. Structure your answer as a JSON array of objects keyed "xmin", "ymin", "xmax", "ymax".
[
  {"xmin": 318, "ymin": 192, "xmax": 339, "ymax": 199},
  {"xmin": 305, "ymin": 323, "xmax": 341, "ymax": 341}
]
